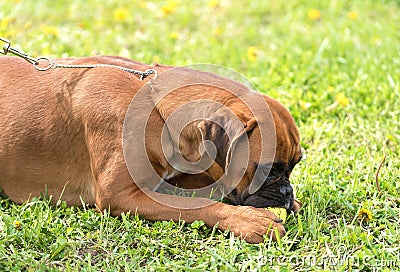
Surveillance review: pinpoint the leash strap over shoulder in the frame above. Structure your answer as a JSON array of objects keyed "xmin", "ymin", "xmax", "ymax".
[{"xmin": 0, "ymin": 37, "xmax": 157, "ymax": 80}]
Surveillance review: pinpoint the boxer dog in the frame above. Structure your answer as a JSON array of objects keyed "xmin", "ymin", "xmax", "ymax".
[{"xmin": 0, "ymin": 56, "xmax": 302, "ymax": 243}]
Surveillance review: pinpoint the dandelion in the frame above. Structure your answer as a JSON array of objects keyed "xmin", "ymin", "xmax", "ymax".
[
  {"xmin": 308, "ymin": 9, "xmax": 321, "ymax": 20},
  {"xmin": 24, "ymin": 21, "xmax": 32, "ymax": 30},
  {"xmin": 326, "ymin": 91, "xmax": 349, "ymax": 111},
  {"xmin": 170, "ymin": 31, "xmax": 180, "ymax": 40},
  {"xmin": 247, "ymin": 46, "xmax": 259, "ymax": 62},
  {"xmin": 327, "ymin": 86, "xmax": 335, "ymax": 92},
  {"xmin": 358, "ymin": 208, "xmax": 373, "ymax": 222},
  {"xmin": 66, "ymin": 227, "xmax": 74, "ymax": 235},
  {"xmin": 13, "ymin": 220, "xmax": 21, "ymax": 230},
  {"xmin": 335, "ymin": 92, "xmax": 350, "ymax": 107},
  {"xmin": 1, "ymin": 17, "xmax": 10, "ymax": 30},
  {"xmin": 162, "ymin": 0, "xmax": 179, "ymax": 15},
  {"xmin": 138, "ymin": 2, "xmax": 147, "ymax": 9},
  {"xmin": 347, "ymin": 11, "xmax": 358, "ymax": 20},
  {"xmin": 213, "ymin": 27, "xmax": 222, "ymax": 37},
  {"xmin": 300, "ymin": 100, "xmax": 312, "ymax": 110},
  {"xmin": 40, "ymin": 25, "xmax": 59, "ymax": 37},
  {"xmin": 153, "ymin": 55, "xmax": 161, "ymax": 64},
  {"xmin": 208, "ymin": 0, "xmax": 219, "ymax": 8},
  {"xmin": 113, "ymin": 8, "xmax": 130, "ymax": 22},
  {"xmin": 4, "ymin": 30, "xmax": 16, "ymax": 37}
]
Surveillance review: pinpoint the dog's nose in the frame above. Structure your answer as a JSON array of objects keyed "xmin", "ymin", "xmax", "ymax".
[
  {"xmin": 279, "ymin": 184, "xmax": 293, "ymax": 196},
  {"xmin": 280, "ymin": 183, "xmax": 294, "ymax": 211}
]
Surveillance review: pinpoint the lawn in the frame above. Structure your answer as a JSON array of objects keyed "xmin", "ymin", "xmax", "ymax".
[{"xmin": 1, "ymin": 0, "xmax": 399, "ymax": 270}]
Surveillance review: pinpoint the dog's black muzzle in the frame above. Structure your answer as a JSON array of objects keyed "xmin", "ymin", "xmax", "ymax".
[{"xmin": 229, "ymin": 176, "xmax": 294, "ymax": 212}]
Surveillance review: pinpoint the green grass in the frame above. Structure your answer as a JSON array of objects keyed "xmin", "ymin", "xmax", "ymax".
[{"xmin": 1, "ymin": 0, "xmax": 400, "ymax": 270}]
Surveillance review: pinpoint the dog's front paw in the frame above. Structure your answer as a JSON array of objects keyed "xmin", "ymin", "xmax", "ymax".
[{"xmin": 217, "ymin": 205, "xmax": 286, "ymax": 244}]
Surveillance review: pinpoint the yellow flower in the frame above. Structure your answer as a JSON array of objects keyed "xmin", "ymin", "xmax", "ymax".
[
  {"xmin": 14, "ymin": 220, "xmax": 21, "ymax": 230},
  {"xmin": 300, "ymin": 100, "xmax": 312, "ymax": 110},
  {"xmin": 247, "ymin": 46, "xmax": 259, "ymax": 62},
  {"xmin": 308, "ymin": 9, "xmax": 321, "ymax": 20},
  {"xmin": 335, "ymin": 93, "xmax": 350, "ymax": 107},
  {"xmin": 153, "ymin": 55, "xmax": 161, "ymax": 63},
  {"xmin": 162, "ymin": 0, "xmax": 179, "ymax": 15},
  {"xmin": 113, "ymin": 8, "xmax": 130, "ymax": 22},
  {"xmin": 66, "ymin": 227, "xmax": 74, "ymax": 234},
  {"xmin": 24, "ymin": 21, "xmax": 32, "ymax": 30},
  {"xmin": 1, "ymin": 17, "xmax": 10, "ymax": 30},
  {"xmin": 213, "ymin": 27, "xmax": 222, "ymax": 37},
  {"xmin": 208, "ymin": 0, "xmax": 219, "ymax": 8},
  {"xmin": 4, "ymin": 30, "xmax": 16, "ymax": 38},
  {"xmin": 40, "ymin": 25, "xmax": 59, "ymax": 37},
  {"xmin": 327, "ymin": 86, "xmax": 335, "ymax": 92},
  {"xmin": 358, "ymin": 208, "xmax": 373, "ymax": 222},
  {"xmin": 138, "ymin": 2, "xmax": 147, "ymax": 9},
  {"xmin": 347, "ymin": 11, "xmax": 358, "ymax": 20},
  {"xmin": 170, "ymin": 31, "xmax": 180, "ymax": 40}
]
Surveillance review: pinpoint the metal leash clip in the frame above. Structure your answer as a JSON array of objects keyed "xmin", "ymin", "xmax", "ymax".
[
  {"xmin": 0, "ymin": 37, "xmax": 40, "ymax": 65},
  {"xmin": 0, "ymin": 37, "xmax": 11, "ymax": 55}
]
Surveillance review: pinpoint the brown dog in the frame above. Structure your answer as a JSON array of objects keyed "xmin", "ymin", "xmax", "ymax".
[{"xmin": 0, "ymin": 56, "xmax": 302, "ymax": 243}]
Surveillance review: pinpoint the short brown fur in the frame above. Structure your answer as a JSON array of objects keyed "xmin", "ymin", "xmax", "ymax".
[{"xmin": 0, "ymin": 56, "xmax": 301, "ymax": 243}]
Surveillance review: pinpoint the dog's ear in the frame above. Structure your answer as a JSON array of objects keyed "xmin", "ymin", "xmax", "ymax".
[{"xmin": 197, "ymin": 107, "xmax": 257, "ymax": 172}]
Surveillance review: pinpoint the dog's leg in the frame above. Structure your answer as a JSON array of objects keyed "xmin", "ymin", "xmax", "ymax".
[
  {"xmin": 89, "ymin": 148, "xmax": 285, "ymax": 244},
  {"xmin": 137, "ymin": 190, "xmax": 286, "ymax": 244}
]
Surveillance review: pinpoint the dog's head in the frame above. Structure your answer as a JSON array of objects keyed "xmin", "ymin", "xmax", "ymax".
[
  {"xmin": 197, "ymin": 93, "xmax": 302, "ymax": 212},
  {"xmin": 148, "ymin": 67, "xmax": 301, "ymax": 211}
]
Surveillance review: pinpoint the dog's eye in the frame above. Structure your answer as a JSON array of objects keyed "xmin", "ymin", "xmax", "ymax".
[
  {"xmin": 267, "ymin": 165, "xmax": 286, "ymax": 179},
  {"xmin": 255, "ymin": 162, "xmax": 286, "ymax": 183}
]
